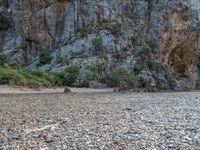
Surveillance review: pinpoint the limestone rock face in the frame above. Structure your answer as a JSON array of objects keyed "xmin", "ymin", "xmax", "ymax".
[
  {"xmin": 0, "ymin": 0, "xmax": 200, "ymax": 90},
  {"xmin": 160, "ymin": 3, "xmax": 200, "ymax": 89},
  {"xmin": 191, "ymin": 0, "xmax": 200, "ymax": 19}
]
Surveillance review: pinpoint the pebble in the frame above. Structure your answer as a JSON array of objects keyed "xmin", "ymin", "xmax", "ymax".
[{"xmin": 0, "ymin": 92, "xmax": 200, "ymax": 149}]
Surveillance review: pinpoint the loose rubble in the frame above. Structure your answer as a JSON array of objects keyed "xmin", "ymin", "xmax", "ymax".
[{"xmin": 0, "ymin": 92, "xmax": 200, "ymax": 149}]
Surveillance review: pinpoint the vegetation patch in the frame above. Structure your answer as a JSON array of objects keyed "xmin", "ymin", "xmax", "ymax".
[
  {"xmin": 103, "ymin": 67, "xmax": 139, "ymax": 90},
  {"xmin": 0, "ymin": 67, "xmax": 65, "ymax": 87},
  {"xmin": 92, "ymin": 37, "xmax": 106, "ymax": 56},
  {"xmin": 39, "ymin": 51, "xmax": 52, "ymax": 65},
  {"xmin": 136, "ymin": 45, "xmax": 157, "ymax": 72},
  {"xmin": 0, "ymin": 56, "xmax": 6, "ymax": 66},
  {"xmin": 0, "ymin": 65, "xmax": 80, "ymax": 88},
  {"xmin": 57, "ymin": 56, "xmax": 69, "ymax": 65},
  {"xmin": 140, "ymin": 45, "xmax": 152, "ymax": 60},
  {"xmin": 62, "ymin": 64, "xmax": 80, "ymax": 86},
  {"xmin": 0, "ymin": 9, "xmax": 13, "ymax": 31},
  {"xmin": 19, "ymin": 40, "xmax": 29, "ymax": 50},
  {"xmin": 139, "ymin": 76, "xmax": 150, "ymax": 89},
  {"xmin": 109, "ymin": 23, "xmax": 123, "ymax": 36},
  {"xmin": 81, "ymin": 64, "xmax": 101, "ymax": 87},
  {"xmin": 80, "ymin": 27, "xmax": 88, "ymax": 38},
  {"xmin": 0, "ymin": 67, "xmax": 27, "ymax": 85},
  {"xmin": 71, "ymin": 51, "xmax": 84, "ymax": 58}
]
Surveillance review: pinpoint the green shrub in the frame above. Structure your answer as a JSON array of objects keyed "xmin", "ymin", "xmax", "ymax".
[
  {"xmin": 123, "ymin": 46, "xmax": 131, "ymax": 52},
  {"xmin": 138, "ymin": 46, "xmax": 151, "ymax": 65},
  {"xmin": 63, "ymin": 64, "xmax": 80, "ymax": 86},
  {"xmin": 85, "ymin": 64, "xmax": 98, "ymax": 72},
  {"xmin": 39, "ymin": 51, "xmax": 52, "ymax": 65},
  {"xmin": 26, "ymin": 69, "xmax": 66, "ymax": 87},
  {"xmin": 104, "ymin": 67, "xmax": 126, "ymax": 87},
  {"xmin": 19, "ymin": 71, "xmax": 44, "ymax": 87},
  {"xmin": 0, "ymin": 67, "xmax": 27, "ymax": 85},
  {"xmin": 32, "ymin": 69, "xmax": 52, "ymax": 81},
  {"xmin": 82, "ymin": 65, "xmax": 100, "ymax": 87},
  {"xmin": 92, "ymin": 37, "xmax": 105, "ymax": 56},
  {"xmin": 109, "ymin": 23, "xmax": 123, "ymax": 36},
  {"xmin": 0, "ymin": 56, "xmax": 6, "ymax": 65},
  {"xmin": 32, "ymin": 69, "xmax": 66, "ymax": 86},
  {"xmin": 57, "ymin": 56, "xmax": 69, "ymax": 65},
  {"xmin": 19, "ymin": 40, "xmax": 29, "ymax": 50},
  {"xmin": 50, "ymin": 72, "xmax": 64, "ymax": 86},
  {"xmin": 112, "ymin": 52, "xmax": 121, "ymax": 61},
  {"xmin": 80, "ymin": 27, "xmax": 88, "ymax": 38},
  {"xmin": 138, "ymin": 45, "xmax": 157, "ymax": 71},
  {"xmin": 71, "ymin": 51, "xmax": 84, "ymax": 58},
  {"xmin": 32, "ymin": 69, "xmax": 47, "ymax": 77},
  {"xmin": 127, "ymin": 74, "xmax": 140, "ymax": 87},
  {"xmin": 137, "ymin": 63, "xmax": 147, "ymax": 71},
  {"xmin": 147, "ymin": 59, "xmax": 157, "ymax": 71},
  {"xmin": 27, "ymin": 69, "xmax": 53, "ymax": 86},
  {"xmin": 0, "ymin": 9, "xmax": 12, "ymax": 31},
  {"xmin": 104, "ymin": 67, "xmax": 139, "ymax": 88},
  {"xmin": 0, "ymin": 67, "xmax": 62, "ymax": 87},
  {"xmin": 158, "ymin": 84, "xmax": 170, "ymax": 91},
  {"xmin": 140, "ymin": 45, "xmax": 151, "ymax": 59}
]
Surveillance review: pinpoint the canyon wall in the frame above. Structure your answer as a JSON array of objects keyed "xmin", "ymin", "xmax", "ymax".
[{"xmin": 0, "ymin": 0, "xmax": 200, "ymax": 90}]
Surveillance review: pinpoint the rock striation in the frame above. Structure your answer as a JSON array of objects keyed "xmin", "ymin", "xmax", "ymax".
[{"xmin": 0, "ymin": 0, "xmax": 200, "ymax": 90}]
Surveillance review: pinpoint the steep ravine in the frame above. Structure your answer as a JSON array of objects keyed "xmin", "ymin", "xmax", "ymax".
[{"xmin": 0, "ymin": 0, "xmax": 200, "ymax": 91}]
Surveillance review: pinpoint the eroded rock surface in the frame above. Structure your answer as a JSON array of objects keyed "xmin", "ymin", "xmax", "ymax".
[
  {"xmin": 0, "ymin": 0, "xmax": 200, "ymax": 90},
  {"xmin": 160, "ymin": 3, "xmax": 200, "ymax": 89}
]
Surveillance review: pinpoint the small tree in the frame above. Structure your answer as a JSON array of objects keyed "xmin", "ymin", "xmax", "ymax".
[
  {"xmin": 63, "ymin": 64, "xmax": 80, "ymax": 86},
  {"xmin": 92, "ymin": 37, "xmax": 105, "ymax": 56},
  {"xmin": 39, "ymin": 51, "xmax": 52, "ymax": 65}
]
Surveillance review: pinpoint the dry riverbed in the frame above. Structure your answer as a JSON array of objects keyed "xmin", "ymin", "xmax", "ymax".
[{"xmin": 0, "ymin": 91, "xmax": 200, "ymax": 149}]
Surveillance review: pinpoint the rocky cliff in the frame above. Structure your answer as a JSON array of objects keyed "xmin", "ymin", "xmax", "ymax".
[{"xmin": 0, "ymin": 0, "xmax": 200, "ymax": 91}]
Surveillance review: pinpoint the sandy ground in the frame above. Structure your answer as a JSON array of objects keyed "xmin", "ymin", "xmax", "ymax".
[{"xmin": 0, "ymin": 85, "xmax": 114, "ymax": 94}]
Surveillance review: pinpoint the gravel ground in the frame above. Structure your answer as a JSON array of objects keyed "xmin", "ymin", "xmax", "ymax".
[{"xmin": 0, "ymin": 92, "xmax": 200, "ymax": 149}]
